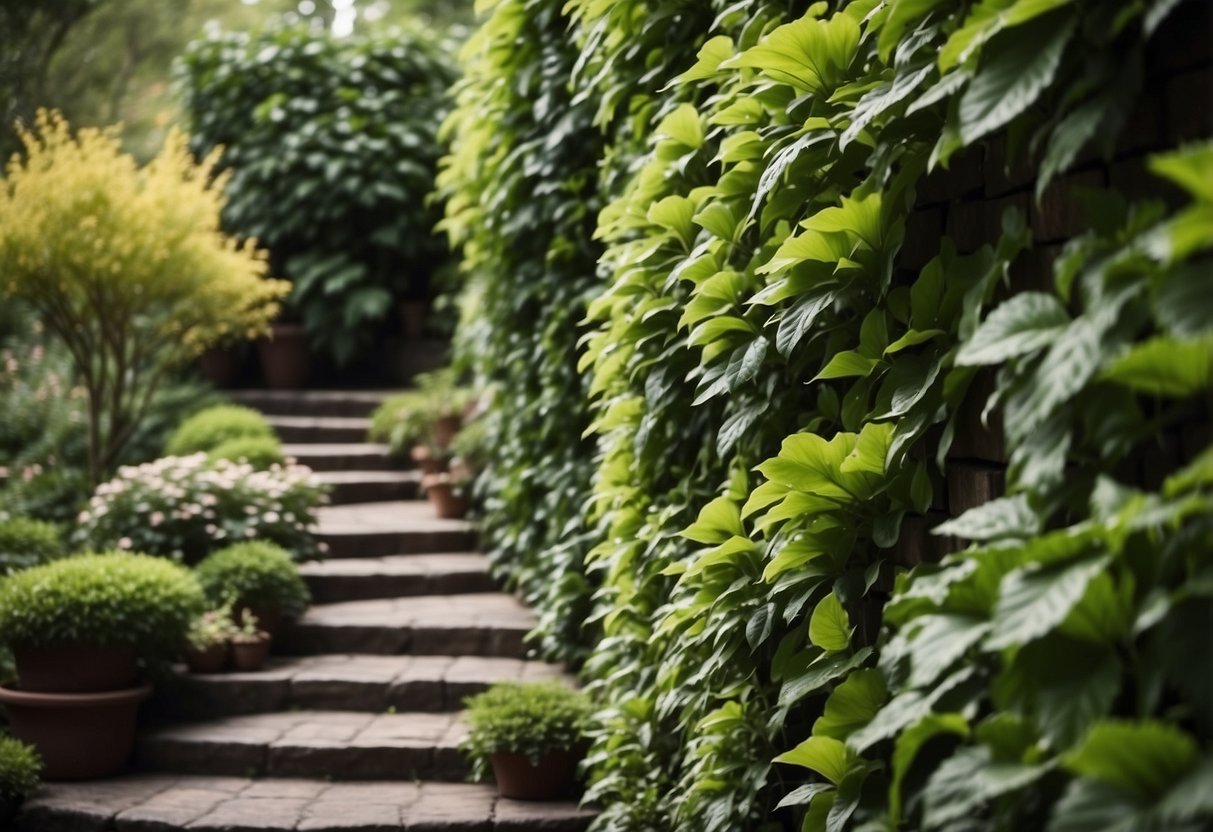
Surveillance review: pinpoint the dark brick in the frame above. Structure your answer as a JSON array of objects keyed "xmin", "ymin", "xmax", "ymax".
[
  {"xmin": 947, "ymin": 463, "xmax": 1006, "ymax": 517},
  {"xmin": 1031, "ymin": 169, "xmax": 1107, "ymax": 243},
  {"xmin": 1148, "ymin": 0, "xmax": 1213, "ymax": 73},
  {"xmin": 984, "ymin": 134, "xmax": 1035, "ymax": 198},
  {"xmin": 1109, "ymin": 154, "xmax": 1188, "ymax": 208},
  {"xmin": 901, "ymin": 206, "xmax": 946, "ymax": 271},
  {"xmin": 947, "ymin": 193, "xmax": 1030, "ymax": 253},
  {"xmin": 919, "ymin": 146, "xmax": 986, "ymax": 204},
  {"xmin": 950, "ymin": 371, "xmax": 1007, "ymax": 463}
]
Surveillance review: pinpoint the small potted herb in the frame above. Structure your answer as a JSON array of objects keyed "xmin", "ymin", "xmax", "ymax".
[
  {"xmin": 461, "ymin": 682, "xmax": 592, "ymax": 801},
  {"xmin": 184, "ymin": 607, "xmax": 239, "ymax": 674},
  {"xmin": 230, "ymin": 612, "xmax": 272, "ymax": 672},
  {"xmin": 0, "ymin": 736, "xmax": 41, "ymax": 824},
  {"xmin": 194, "ymin": 541, "xmax": 310, "ymax": 638}
]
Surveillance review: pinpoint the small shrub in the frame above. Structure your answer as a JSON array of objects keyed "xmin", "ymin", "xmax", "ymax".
[
  {"xmin": 75, "ymin": 454, "xmax": 328, "ymax": 563},
  {"xmin": 207, "ymin": 435, "xmax": 285, "ymax": 470},
  {"xmin": 0, "ymin": 517, "xmax": 64, "ymax": 575},
  {"xmin": 0, "ymin": 736, "xmax": 41, "ymax": 801},
  {"xmin": 461, "ymin": 682, "xmax": 592, "ymax": 779},
  {"xmin": 186, "ymin": 606, "xmax": 240, "ymax": 650},
  {"xmin": 0, "ymin": 552, "xmax": 205, "ymax": 657},
  {"xmin": 195, "ymin": 542, "xmax": 310, "ymax": 619},
  {"xmin": 368, "ymin": 369, "xmax": 475, "ymax": 455},
  {"xmin": 166, "ymin": 405, "xmax": 275, "ymax": 456}
]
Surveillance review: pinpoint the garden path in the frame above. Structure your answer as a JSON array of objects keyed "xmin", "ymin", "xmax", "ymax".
[{"xmin": 15, "ymin": 389, "xmax": 594, "ymax": 831}]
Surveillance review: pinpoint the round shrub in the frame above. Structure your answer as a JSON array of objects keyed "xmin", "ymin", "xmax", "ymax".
[
  {"xmin": 194, "ymin": 542, "xmax": 310, "ymax": 619},
  {"xmin": 461, "ymin": 682, "xmax": 592, "ymax": 779},
  {"xmin": 207, "ymin": 435, "xmax": 285, "ymax": 470},
  {"xmin": 0, "ymin": 517, "xmax": 64, "ymax": 576},
  {"xmin": 165, "ymin": 405, "xmax": 275, "ymax": 456},
  {"xmin": 75, "ymin": 454, "xmax": 328, "ymax": 563},
  {"xmin": 0, "ymin": 736, "xmax": 41, "ymax": 801},
  {"xmin": 0, "ymin": 553, "xmax": 205, "ymax": 657}
]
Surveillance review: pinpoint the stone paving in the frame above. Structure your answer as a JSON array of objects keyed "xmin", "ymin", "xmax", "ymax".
[{"xmin": 16, "ymin": 389, "xmax": 591, "ymax": 831}]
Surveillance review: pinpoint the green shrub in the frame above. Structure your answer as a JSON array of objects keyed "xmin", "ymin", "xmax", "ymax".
[
  {"xmin": 178, "ymin": 25, "xmax": 459, "ymax": 365},
  {"xmin": 76, "ymin": 454, "xmax": 328, "ymax": 563},
  {"xmin": 461, "ymin": 682, "xmax": 592, "ymax": 779},
  {"xmin": 0, "ymin": 736, "xmax": 40, "ymax": 801},
  {"xmin": 0, "ymin": 517, "xmax": 64, "ymax": 576},
  {"xmin": 207, "ymin": 435, "xmax": 286, "ymax": 470},
  {"xmin": 194, "ymin": 541, "xmax": 310, "ymax": 619},
  {"xmin": 0, "ymin": 553, "xmax": 205, "ymax": 657},
  {"xmin": 166, "ymin": 405, "xmax": 275, "ymax": 456},
  {"xmin": 449, "ymin": 418, "xmax": 489, "ymax": 473},
  {"xmin": 368, "ymin": 369, "xmax": 474, "ymax": 455}
]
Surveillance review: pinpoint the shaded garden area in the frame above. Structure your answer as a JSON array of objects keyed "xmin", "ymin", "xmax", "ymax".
[{"xmin": 2, "ymin": 0, "xmax": 1212, "ymax": 830}]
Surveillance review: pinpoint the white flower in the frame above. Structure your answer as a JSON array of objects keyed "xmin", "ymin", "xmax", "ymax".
[{"xmin": 118, "ymin": 537, "xmax": 132, "ymax": 549}]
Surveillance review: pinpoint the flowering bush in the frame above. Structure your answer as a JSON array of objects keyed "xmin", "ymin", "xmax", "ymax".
[{"xmin": 74, "ymin": 454, "xmax": 329, "ymax": 563}]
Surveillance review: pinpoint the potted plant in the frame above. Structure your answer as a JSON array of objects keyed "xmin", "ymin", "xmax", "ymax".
[
  {"xmin": 0, "ymin": 736, "xmax": 41, "ymax": 825},
  {"xmin": 0, "ymin": 553, "xmax": 204, "ymax": 779},
  {"xmin": 421, "ymin": 470, "xmax": 471, "ymax": 519},
  {"xmin": 230, "ymin": 612, "xmax": 272, "ymax": 672},
  {"xmin": 368, "ymin": 369, "xmax": 476, "ymax": 466},
  {"xmin": 256, "ymin": 321, "xmax": 311, "ymax": 390},
  {"xmin": 194, "ymin": 541, "xmax": 311, "ymax": 639},
  {"xmin": 183, "ymin": 607, "xmax": 239, "ymax": 674},
  {"xmin": 461, "ymin": 682, "xmax": 592, "ymax": 801}
]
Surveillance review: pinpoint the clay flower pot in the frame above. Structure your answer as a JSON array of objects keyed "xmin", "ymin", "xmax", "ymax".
[
  {"xmin": 197, "ymin": 345, "xmax": 240, "ymax": 388},
  {"xmin": 184, "ymin": 642, "xmax": 228, "ymax": 674},
  {"xmin": 13, "ymin": 646, "xmax": 137, "ymax": 694},
  {"xmin": 0, "ymin": 684, "xmax": 152, "ymax": 780},
  {"xmin": 410, "ymin": 445, "xmax": 450, "ymax": 476},
  {"xmin": 230, "ymin": 635, "xmax": 272, "ymax": 672},
  {"xmin": 422, "ymin": 475, "xmax": 469, "ymax": 520},
  {"xmin": 489, "ymin": 750, "xmax": 578, "ymax": 801},
  {"xmin": 256, "ymin": 322, "xmax": 311, "ymax": 390}
]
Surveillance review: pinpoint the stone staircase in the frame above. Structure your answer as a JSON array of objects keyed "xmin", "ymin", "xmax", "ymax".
[{"xmin": 15, "ymin": 390, "xmax": 594, "ymax": 832}]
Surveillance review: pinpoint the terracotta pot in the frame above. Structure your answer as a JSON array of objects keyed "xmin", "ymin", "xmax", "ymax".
[
  {"xmin": 489, "ymin": 750, "xmax": 578, "ymax": 801},
  {"xmin": 230, "ymin": 636, "xmax": 272, "ymax": 672},
  {"xmin": 0, "ymin": 684, "xmax": 152, "ymax": 780},
  {"xmin": 424, "ymin": 481, "xmax": 468, "ymax": 520},
  {"xmin": 256, "ymin": 323, "xmax": 311, "ymax": 390},
  {"xmin": 410, "ymin": 445, "xmax": 449, "ymax": 476},
  {"xmin": 400, "ymin": 300, "xmax": 428, "ymax": 341},
  {"xmin": 236, "ymin": 605, "xmax": 284, "ymax": 640},
  {"xmin": 433, "ymin": 415, "xmax": 461, "ymax": 449},
  {"xmin": 197, "ymin": 346, "xmax": 239, "ymax": 388},
  {"xmin": 14, "ymin": 647, "xmax": 137, "ymax": 694},
  {"xmin": 184, "ymin": 642, "xmax": 228, "ymax": 674}
]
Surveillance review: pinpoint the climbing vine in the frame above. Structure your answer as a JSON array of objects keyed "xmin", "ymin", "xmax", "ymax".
[{"xmin": 444, "ymin": 0, "xmax": 1212, "ymax": 829}]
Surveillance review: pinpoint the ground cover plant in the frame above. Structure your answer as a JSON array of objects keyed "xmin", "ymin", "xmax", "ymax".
[
  {"xmin": 76, "ymin": 454, "xmax": 328, "ymax": 563},
  {"xmin": 179, "ymin": 24, "xmax": 459, "ymax": 366},
  {"xmin": 443, "ymin": 0, "xmax": 1213, "ymax": 829},
  {"xmin": 0, "ymin": 518, "xmax": 64, "ymax": 577}
]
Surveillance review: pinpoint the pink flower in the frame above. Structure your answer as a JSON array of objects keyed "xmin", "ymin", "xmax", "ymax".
[{"xmin": 118, "ymin": 537, "xmax": 133, "ymax": 549}]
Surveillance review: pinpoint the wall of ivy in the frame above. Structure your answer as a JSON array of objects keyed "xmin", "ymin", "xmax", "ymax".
[{"xmin": 442, "ymin": 0, "xmax": 1213, "ymax": 830}]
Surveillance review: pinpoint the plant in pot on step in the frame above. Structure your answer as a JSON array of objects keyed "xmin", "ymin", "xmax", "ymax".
[
  {"xmin": 0, "ymin": 735, "xmax": 41, "ymax": 825},
  {"xmin": 368, "ymin": 369, "xmax": 476, "ymax": 472},
  {"xmin": 461, "ymin": 681, "xmax": 592, "ymax": 801},
  {"xmin": 229, "ymin": 611, "xmax": 272, "ymax": 672},
  {"xmin": 421, "ymin": 469, "xmax": 472, "ymax": 520},
  {"xmin": 194, "ymin": 541, "xmax": 311, "ymax": 640},
  {"xmin": 183, "ymin": 605, "xmax": 239, "ymax": 674},
  {"xmin": 0, "ymin": 553, "xmax": 204, "ymax": 780}
]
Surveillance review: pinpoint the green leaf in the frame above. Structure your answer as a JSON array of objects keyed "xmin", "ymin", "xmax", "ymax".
[
  {"xmin": 694, "ymin": 202, "xmax": 741, "ymax": 241},
  {"xmin": 890, "ymin": 714, "xmax": 970, "ymax": 823},
  {"xmin": 932, "ymin": 495, "xmax": 1042, "ymax": 541},
  {"xmin": 1064, "ymin": 720, "xmax": 1198, "ymax": 800},
  {"xmin": 810, "ymin": 591, "xmax": 852, "ymax": 653},
  {"xmin": 729, "ymin": 12, "xmax": 861, "ymax": 94},
  {"xmin": 813, "ymin": 669, "xmax": 887, "ymax": 740},
  {"xmin": 1149, "ymin": 142, "xmax": 1213, "ymax": 203},
  {"xmin": 906, "ymin": 614, "xmax": 991, "ymax": 689},
  {"xmin": 957, "ymin": 12, "xmax": 1077, "ymax": 145},
  {"xmin": 780, "ymin": 648, "xmax": 874, "ymax": 708},
  {"xmin": 840, "ymin": 422, "xmax": 895, "ymax": 476},
  {"xmin": 655, "ymin": 104, "xmax": 704, "ymax": 150},
  {"xmin": 1102, "ymin": 336, "xmax": 1213, "ymax": 397},
  {"xmin": 675, "ymin": 36, "xmax": 735, "ymax": 85},
  {"xmin": 923, "ymin": 746, "xmax": 1052, "ymax": 829},
  {"xmin": 647, "ymin": 195, "xmax": 698, "ymax": 247},
  {"xmin": 774, "ymin": 735, "xmax": 852, "ymax": 785},
  {"xmin": 956, "ymin": 292, "xmax": 1071, "ymax": 366},
  {"xmin": 814, "ymin": 351, "xmax": 882, "ymax": 381},
  {"xmin": 988, "ymin": 556, "xmax": 1109, "ymax": 649},
  {"xmin": 682, "ymin": 496, "xmax": 744, "ymax": 544}
]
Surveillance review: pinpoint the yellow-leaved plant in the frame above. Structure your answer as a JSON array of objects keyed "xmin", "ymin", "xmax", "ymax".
[{"xmin": 0, "ymin": 111, "xmax": 289, "ymax": 484}]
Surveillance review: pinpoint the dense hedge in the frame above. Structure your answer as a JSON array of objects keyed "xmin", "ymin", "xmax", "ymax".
[
  {"xmin": 445, "ymin": 0, "xmax": 1213, "ymax": 830},
  {"xmin": 179, "ymin": 25, "xmax": 457, "ymax": 365}
]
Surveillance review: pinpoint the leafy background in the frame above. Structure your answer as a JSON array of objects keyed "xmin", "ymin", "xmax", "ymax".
[{"xmin": 443, "ymin": 0, "xmax": 1213, "ymax": 830}]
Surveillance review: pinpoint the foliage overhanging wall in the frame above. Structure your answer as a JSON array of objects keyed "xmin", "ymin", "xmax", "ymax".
[{"xmin": 444, "ymin": 0, "xmax": 1213, "ymax": 829}]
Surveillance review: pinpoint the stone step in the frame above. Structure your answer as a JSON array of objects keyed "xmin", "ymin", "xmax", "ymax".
[
  {"xmin": 158, "ymin": 654, "xmax": 571, "ymax": 717},
  {"xmin": 15, "ymin": 773, "xmax": 594, "ymax": 831},
  {"xmin": 269, "ymin": 415, "xmax": 371, "ymax": 444},
  {"xmin": 138, "ymin": 710, "xmax": 472, "ymax": 782},
  {"xmin": 317, "ymin": 500, "xmax": 476, "ymax": 557},
  {"xmin": 314, "ymin": 470, "xmax": 421, "ymax": 506},
  {"xmin": 228, "ymin": 389, "xmax": 395, "ymax": 419},
  {"xmin": 280, "ymin": 594, "xmax": 535, "ymax": 658},
  {"xmin": 285, "ymin": 443, "xmax": 398, "ymax": 473},
  {"xmin": 302, "ymin": 553, "xmax": 494, "ymax": 603}
]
